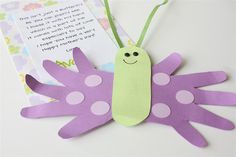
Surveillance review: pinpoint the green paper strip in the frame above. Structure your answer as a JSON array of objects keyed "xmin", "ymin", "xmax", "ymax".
[
  {"xmin": 136, "ymin": 0, "xmax": 168, "ymax": 47},
  {"xmin": 104, "ymin": 0, "xmax": 124, "ymax": 48},
  {"xmin": 112, "ymin": 46, "xmax": 151, "ymax": 126}
]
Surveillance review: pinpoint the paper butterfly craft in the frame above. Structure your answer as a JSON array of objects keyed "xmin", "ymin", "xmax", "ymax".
[{"xmin": 21, "ymin": 0, "xmax": 236, "ymax": 147}]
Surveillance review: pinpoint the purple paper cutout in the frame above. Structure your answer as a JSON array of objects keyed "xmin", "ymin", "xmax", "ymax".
[
  {"xmin": 21, "ymin": 48, "xmax": 236, "ymax": 147},
  {"xmin": 147, "ymin": 53, "xmax": 236, "ymax": 147},
  {"xmin": 22, "ymin": 48, "xmax": 113, "ymax": 139}
]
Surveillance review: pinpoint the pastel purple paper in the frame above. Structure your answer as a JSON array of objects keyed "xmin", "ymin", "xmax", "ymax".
[
  {"xmin": 21, "ymin": 48, "xmax": 236, "ymax": 147},
  {"xmin": 22, "ymin": 48, "xmax": 113, "ymax": 139},
  {"xmin": 147, "ymin": 53, "xmax": 236, "ymax": 147}
]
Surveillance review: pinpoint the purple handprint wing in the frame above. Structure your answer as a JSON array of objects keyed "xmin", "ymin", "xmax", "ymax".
[
  {"xmin": 147, "ymin": 53, "xmax": 236, "ymax": 147},
  {"xmin": 21, "ymin": 48, "xmax": 113, "ymax": 138},
  {"xmin": 21, "ymin": 49, "xmax": 236, "ymax": 147}
]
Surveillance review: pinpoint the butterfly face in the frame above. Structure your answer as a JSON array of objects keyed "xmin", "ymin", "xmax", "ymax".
[{"xmin": 116, "ymin": 46, "xmax": 150, "ymax": 68}]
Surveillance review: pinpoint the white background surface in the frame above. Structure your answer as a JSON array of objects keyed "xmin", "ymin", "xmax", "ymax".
[{"xmin": 1, "ymin": 0, "xmax": 236, "ymax": 157}]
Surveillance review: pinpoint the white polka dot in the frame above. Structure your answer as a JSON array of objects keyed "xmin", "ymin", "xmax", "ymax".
[
  {"xmin": 66, "ymin": 91, "xmax": 84, "ymax": 105},
  {"xmin": 176, "ymin": 90, "xmax": 194, "ymax": 104},
  {"xmin": 91, "ymin": 101, "xmax": 110, "ymax": 116},
  {"xmin": 153, "ymin": 73, "xmax": 170, "ymax": 86},
  {"xmin": 85, "ymin": 75, "xmax": 102, "ymax": 87},
  {"xmin": 152, "ymin": 103, "xmax": 171, "ymax": 118}
]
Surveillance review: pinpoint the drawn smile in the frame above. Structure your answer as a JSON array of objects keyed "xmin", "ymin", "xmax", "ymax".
[{"xmin": 123, "ymin": 59, "xmax": 138, "ymax": 65}]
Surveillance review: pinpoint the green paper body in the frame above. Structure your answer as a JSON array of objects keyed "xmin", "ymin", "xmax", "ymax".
[{"xmin": 112, "ymin": 46, "xmax": 152, "ymax": 126}]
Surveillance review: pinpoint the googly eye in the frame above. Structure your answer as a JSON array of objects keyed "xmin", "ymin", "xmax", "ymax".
[
  {"xmin": 133, "ymin": 52, "xmax": 139, "ymax": 56},
  {"xmin": 124, "ymin": 53, "xmax": 131, "ymax": 57}
]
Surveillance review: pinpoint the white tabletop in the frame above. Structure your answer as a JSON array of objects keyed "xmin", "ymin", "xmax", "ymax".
[{"xmin": 1, "ymin": 0, "xmax": 236, "ymax": 157}]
